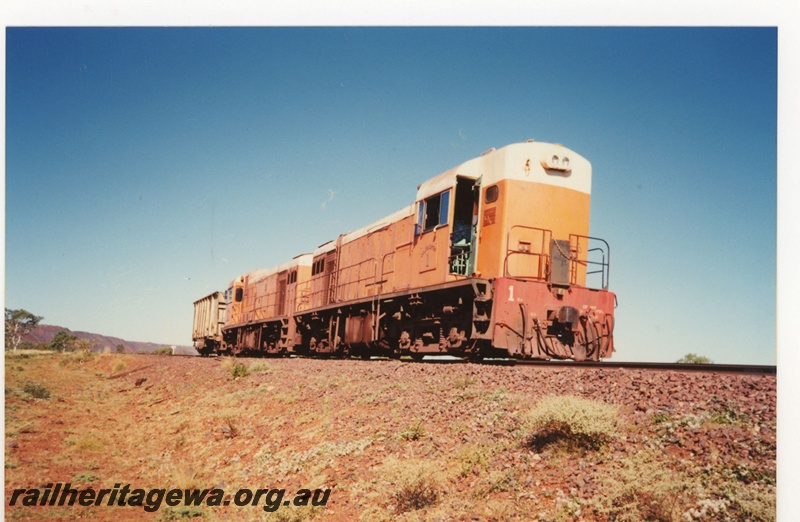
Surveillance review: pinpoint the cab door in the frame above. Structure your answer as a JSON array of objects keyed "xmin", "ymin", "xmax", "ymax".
[{"xmin": 449, "ymin": 176, "xmax": 480, "ymax": 276}]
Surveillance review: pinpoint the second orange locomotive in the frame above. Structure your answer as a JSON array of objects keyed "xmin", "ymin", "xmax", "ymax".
[{"xmin": 193, "ymin": 140, "xmax": 616, "ymax": 361}]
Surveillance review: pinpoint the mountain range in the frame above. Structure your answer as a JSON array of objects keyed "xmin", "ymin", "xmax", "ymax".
[{"xmin": 21, "ymin": 324, "xmax": 197, "ymax": 355}]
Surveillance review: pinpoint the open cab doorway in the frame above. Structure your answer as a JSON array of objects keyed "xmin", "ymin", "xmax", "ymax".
[{"xmin": 449, "ymin": 176, "xmax": 480, "ymax": 276}]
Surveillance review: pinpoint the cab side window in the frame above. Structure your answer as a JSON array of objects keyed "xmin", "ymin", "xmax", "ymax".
[
  {"xmin": 416, "ymin": 190, "xmax": 450, "ymax": 234},
  {"xmin": 485, "ymin": 185, "xmax": 499, "ymax": 204}
]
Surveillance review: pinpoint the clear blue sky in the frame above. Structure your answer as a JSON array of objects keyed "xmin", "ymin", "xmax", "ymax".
[{"xmin": 5, "ymin": 27, "xmax": 778, "ymax": 364}]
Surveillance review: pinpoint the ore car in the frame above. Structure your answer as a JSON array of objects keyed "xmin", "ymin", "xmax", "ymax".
[{"xmin": 192, "ymin": 140, "xmax": 616, "ymax": 361}]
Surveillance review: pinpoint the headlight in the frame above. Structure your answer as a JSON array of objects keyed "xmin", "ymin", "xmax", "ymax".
[{"xmin": 541, "ymin": 153, "xmax": 572, "ymax": 172}]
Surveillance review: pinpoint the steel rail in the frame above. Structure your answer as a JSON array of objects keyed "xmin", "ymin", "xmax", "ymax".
[
  {"xmin": 138, "ymin": 352, "xmax": 776, "ymax": 375},
  {"xmin": 471, "ymin": 358, "xmax": 777, "ymax": 375}
]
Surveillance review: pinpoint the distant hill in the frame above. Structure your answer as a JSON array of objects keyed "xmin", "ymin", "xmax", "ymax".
[{"xmin": 22, "ymin": 324, "xmax": 198, "ymax": 355}]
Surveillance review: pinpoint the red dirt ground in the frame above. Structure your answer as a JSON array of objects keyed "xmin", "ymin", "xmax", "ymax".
[{"xmin": 5, "ymin": 352, "xmax": 776, "ymax": 521}]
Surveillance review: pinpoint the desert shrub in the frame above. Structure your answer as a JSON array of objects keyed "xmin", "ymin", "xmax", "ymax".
[
  {"xmin": 652, "ymin": 411, "xmax": 672, "ymax": 424},
  {"xmin": 153, "ymin": 347, "xmax": 174, "ymax": 355},
  {"xmin": 263, "ymin": 506, "xmax": 321, "ymax": 522},
  {"xmin": 158, "ymin": 506, "xmax": 205, "ymax": 520},
  {"xmin": 707, "ymin": 400, "xmax": 748, "ymax": 426},
  {"xmin": 22, "ymin": 382, "xmax": 51, "ymax": 399},
  {"xmin": 66, "ymin": 434, "xmax": 105, "ymax": 453},
  {"xmin": 17, "ymin": 341, "xmax": 51, "ymax": 352},
  {"xmin": 457, "ymin": 444, "xmax": 491, "ymax": 477},
  {"xmin": 722, "ymin": 482, "xmax": 776, "ymax": 522},
  {"xmin": 221, "ymin": 357, "xmax": 250, "ymax": 379},
  {"xmin": 230, "ymin": 362, "xmax": 250, "ymax": 378},
  {"xmin": 72, "ymin": 472, "xmax": 98, "ymax": 483},
  {"xmin": 524, "ymin": 395, "xmax": 620, "ymax": 452},
  {"xmin": 487, "ymin": 468, "xmax": 519, "ymax": 493},
  {"xmin": 453, "ymin": 375, "xmax": 476, "ymax": 389},
  {"xmin": 249, "ymin": 361, "xmax": 272, "ymax": 373},
  {"xmin": 169, "ymin": 465, "xmax": 203, "ymax": 491},
  {"xmin": 677, "ymin": 353, "xmax": 713, "ymax": 364},
  {"xmin": 395, "ymin": 475, "xmax": 439, "ymax": 513},
  {"xmin": 381, "ymin": 457, "xmax": 443, "ymax": 514},
  {"xmin": 59, "ymin": 349, "xmax": 93, "ymax": 365},
  {"xmin": 221, "ymin": 416, "xmax": 239, "ymax": 439},
  {"xmin": 49, "ymin": 332, "xmax": 77, "ymax": 352},
  {"xmin": 593, "ymin": 450, "xmax": 698, "ymax": 521},
  {"xmin": 398, "ymin": 419, "xmax": 426, "ymax": 441}
]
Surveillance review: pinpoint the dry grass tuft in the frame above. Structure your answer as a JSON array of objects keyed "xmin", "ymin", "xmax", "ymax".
[
  {"xmin": 397, "ymin": 419, "xmax": 426, "ymax": 441},
  {"xmin": 66, "ymin": 434, "xmax": 105, "ymax": 453},
  {"xmin": 169, "ymin": 464, "xmax": 203, "ymax": 491},
  {"xmin": 59, "ymin": 349, "xmax": 94, "ymax": 366}
]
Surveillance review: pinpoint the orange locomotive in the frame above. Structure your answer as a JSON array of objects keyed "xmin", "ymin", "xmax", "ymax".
[{"xmin": 192, "ymin": 140, "xmax": 616, "ymax": 361}]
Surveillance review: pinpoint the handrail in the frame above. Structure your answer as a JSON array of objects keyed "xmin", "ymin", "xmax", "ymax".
[
  {"xmin": 569, "ymin": 235, "xmax": 611, "ymax": 290},
  {"xmin": 502, "ymin": 251, "xmax": 550, "ymax": 281},
  {"xmin": 504, "ymin": 225, "xmax": 553, "ymax": 280}
]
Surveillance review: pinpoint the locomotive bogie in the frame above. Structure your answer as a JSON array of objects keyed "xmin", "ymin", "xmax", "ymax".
[
  {"xmin": 193, "ymin": 141, "xmax": 617, "ymax": 361},
  {"xmin": 292, "ymin": 278, "xmax": 492, "ymax": 359}
]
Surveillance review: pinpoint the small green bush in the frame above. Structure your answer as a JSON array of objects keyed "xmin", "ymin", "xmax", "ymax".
[
  {"xmin": 230, "ymin": 362, "xmax": 250, "ymax": 379},
  {"xmin": 708, "ymin": 401, "xmax": 747, "ymax": 425},
  {"xmin": 153, "ymin": 347, "xmax": 174, "ymax": 355},
  {"xmin": 652, "ymin": 411, "xmax": 672, "ymax": 424},
  {"xmin": 525, "ymin": 395, "xmax": 620, "ymax": 451},
  {"xmin": 220, "ymin": 357, "xmax": 250, "ymax": 379}
]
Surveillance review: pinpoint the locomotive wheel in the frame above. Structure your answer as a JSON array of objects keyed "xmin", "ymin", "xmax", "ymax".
[{"xmin": 467, "ymin": 340, "xmax": 487, "ymax": 362}]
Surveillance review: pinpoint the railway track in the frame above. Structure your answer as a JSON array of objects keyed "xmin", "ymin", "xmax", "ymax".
[
  {"xmin": 497, "ymin": 359, "xmax": 776, "ymax": 375},
  {"xmin": 140, "ymin": 352, "xmax": 776, "ymax": 375},
  {"xmin": 394, "ymin": 356, "xmax": 776, "ymax": 374}
]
